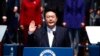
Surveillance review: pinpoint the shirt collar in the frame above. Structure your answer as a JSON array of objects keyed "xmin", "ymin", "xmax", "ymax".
[{"xmin": 47, "ymin": 26, "xmax": 56, "ymax": 32}]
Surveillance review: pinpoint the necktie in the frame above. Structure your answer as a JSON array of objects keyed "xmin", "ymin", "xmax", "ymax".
[{"xmin": 48, "ymin": 30, "xmax": 54, "ymax": 47}]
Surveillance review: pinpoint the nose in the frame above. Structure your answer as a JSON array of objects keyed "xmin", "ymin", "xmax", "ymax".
[{"xmin": 49, "ymin": 17, "xmax": 53, "ymax": 21}]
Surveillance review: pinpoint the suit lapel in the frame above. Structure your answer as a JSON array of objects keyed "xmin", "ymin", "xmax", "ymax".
[
  {"xmin": 42, "ymin": 27, "xmax": 49, "ymax": 47},
  {"xmin": 52, "ymin": 26, "xmax": 59, "ymax": 47}
]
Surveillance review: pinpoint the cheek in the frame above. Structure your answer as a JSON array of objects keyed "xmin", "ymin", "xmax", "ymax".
[
  {"xmin": 55, "ymin": 19, "xmax": 57, "ymax": 22},
  {"xmin": 45, "ymin": 19, "xmax": 49, "ymax": 24},
  {"xmin": 46, "ymin": 19, "xmax": 50, "ymax": 23}
]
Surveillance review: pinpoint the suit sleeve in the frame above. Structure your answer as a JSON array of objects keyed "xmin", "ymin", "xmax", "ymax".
[
  {"xmin": 27, "ymin": 33, "xmax": 35, "ymax": 47},
  {"xmin": 27, "ymin": 30, "xmax": 39, "ymax": 47}
]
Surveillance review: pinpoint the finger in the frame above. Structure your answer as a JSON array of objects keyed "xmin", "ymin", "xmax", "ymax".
[{"xmin": 30, "ymin": 20, "xmax": 35, "ymax": 26}]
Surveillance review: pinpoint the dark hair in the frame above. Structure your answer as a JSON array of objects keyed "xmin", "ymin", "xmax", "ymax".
[{"xmin": 44, "ymin": 9, "xmax": 58, "ymax": 18}]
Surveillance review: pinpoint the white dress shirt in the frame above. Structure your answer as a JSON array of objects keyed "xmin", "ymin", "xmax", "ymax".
[{"xmin": 47, "ymin": 26, "xmax": 56, "ymax": 47}]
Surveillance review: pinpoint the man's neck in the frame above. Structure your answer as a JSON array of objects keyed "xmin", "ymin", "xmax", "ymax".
[
  {"xmin": 48, "ymin": 25, "xmax": 55, "ymax": 29},
  {"xmin": 47, "ymin": 26, "xmax": 56, "ymax": 31}
]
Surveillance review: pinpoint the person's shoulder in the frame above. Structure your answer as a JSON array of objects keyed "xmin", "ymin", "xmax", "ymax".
[
  {"xmin": 57, "ymin": 26, "xmax": 68, "ymax": 31},
  {"xmin": 35, "ymin": 26, "xmax": 46, "ymax": 33}
]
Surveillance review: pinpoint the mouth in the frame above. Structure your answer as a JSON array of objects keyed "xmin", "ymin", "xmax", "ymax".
[{"xmin": 48, "ymin": 21, "xmax": 54, "ymax": 24}]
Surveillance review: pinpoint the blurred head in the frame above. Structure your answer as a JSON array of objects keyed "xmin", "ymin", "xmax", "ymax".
[
  {"xmin": 97, "ymin": 10, "xmax": 100, "ymax": 15},
  {"xmin": 89, "ymin": 9, "xmax": 94, "ymax": 13},
  {"xmin": 44, "ymin": 10, "xmax": 58, "ymax": 29},
  {"xmin": 41, "ymin": 6, "xmax": 44, "ymax": 12}
]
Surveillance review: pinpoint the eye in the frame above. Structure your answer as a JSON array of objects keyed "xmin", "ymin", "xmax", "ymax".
[{"xmin": 46, "ymin": 16, "xmax": 50, "ymax": 18}]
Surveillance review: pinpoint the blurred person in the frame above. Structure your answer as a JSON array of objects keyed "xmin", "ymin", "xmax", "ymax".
[
  {"xmin": 0, "ymin": 0, "xmax": 6, "ymax": 24},
  {"xmin": 85, "ymin": 0, "xmax": 92, "ymax": 26},
  {"xmin": 89, "ymin": 8, "xmax": 97, "ymax": 25},
  {"xmin": 27, "ymin": 9, "xmax": 71, "ymax": 47},
  {"xmin": 95, "ymin": 9, "xmax": 100, "ymax": 25},
  {"xmin": 20, "ymin": 0, "xmax": 42, "ymax": 45},
  {"xmin": 89, "ymin": 9, "xmax": 100, "ymax": 26},
  {"xmin": 90, "ymin": 0, "xmax": 100, "ymax": 11},
  {"xmin": 41, "ymin": 0, "xmax": 45, "ymax": 22},
  {"xmin": 63, "ymin": 0, "xmax": 85, "ymax": 55},
  {"xmin": 89, "ymin": 0, "xmax": 100, "ymax": 25},
  {"xmin": 2, "ymin": 0, "xmax": 20, "ymax": 43}
]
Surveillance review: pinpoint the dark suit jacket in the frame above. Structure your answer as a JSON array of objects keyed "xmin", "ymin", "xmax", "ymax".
[
  {"xmin": 6, "ymin": 0, "xmax": 19, "ymax": 10},
  {"xmin": 6, "ymin": 0, "xmax": 20, "ymax": 31},
  {"xmin": 27, "ymin": 26, "xmax": 71, "ymax": 47}
]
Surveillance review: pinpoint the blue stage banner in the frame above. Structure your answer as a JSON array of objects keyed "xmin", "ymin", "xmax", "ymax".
[
  {"xmin": 3, "ymin": 44, "xmax": 18, "ymax": 56},
  {"xmin": 23, "ymin": 47, "xmax": 73, "ymax": 56},
  {"xmin": 88, "ymin": 45, "xmax": 100, "ymax": 56}
]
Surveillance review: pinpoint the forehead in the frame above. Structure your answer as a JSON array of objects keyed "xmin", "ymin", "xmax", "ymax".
[{"xmin": 46, "ymin": 11, "xmax": 56, "ymax": 16}]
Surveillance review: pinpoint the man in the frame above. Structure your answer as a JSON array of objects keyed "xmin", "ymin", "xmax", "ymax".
[
  {"xmin": 89, "ymin": 0, "xmax": 100, "ymax": 26},
  {"xmin": 20, "ymin": 0, "xmax": 42, "ymax": 45},
  {"xmin": 85, "ymin": 0, "xmax": 92, "ymax": 26},
  {"xmin": 95, "ymin": 9, "xmax": 100, "ymax": 25},
  {"xmin": 27, "ymin": 9, "xmax": 71, "ymax": 47},
  {"xmin": 2, "ymin": 0, "xmax": 19, "ymax": 43}
]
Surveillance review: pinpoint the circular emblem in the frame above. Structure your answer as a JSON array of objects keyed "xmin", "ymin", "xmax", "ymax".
[{"xmin": 40, "ymin": 49, "xmax": 56, "ymax": 56}]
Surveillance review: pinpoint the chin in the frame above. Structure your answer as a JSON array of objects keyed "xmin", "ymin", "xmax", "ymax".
[{"xmin": 48, "ymin": 24, "xmax": 55, "ymax": 27}]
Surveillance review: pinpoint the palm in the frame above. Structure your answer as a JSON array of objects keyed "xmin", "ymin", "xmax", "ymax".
[{"xmin": 29, "ymin": 20, "xmax": 36, "ymax": 32}]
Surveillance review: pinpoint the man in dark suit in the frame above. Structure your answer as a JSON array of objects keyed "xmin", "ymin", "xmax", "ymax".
[
  {"xmin": 2, "ymin": 0, "xmax": 20, "ymax": 43},
  {"xmin": 90, "ymin": 0, "xmax": 100, "ymax": 25},
  {"xmin": 27, "ymin": 9, "xmax": 71, "ymax": 47}
]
